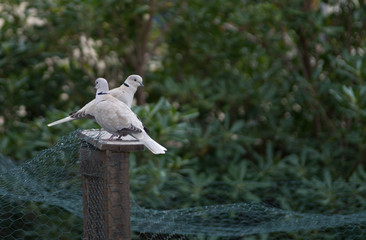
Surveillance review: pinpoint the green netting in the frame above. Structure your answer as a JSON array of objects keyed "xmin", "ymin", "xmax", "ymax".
[{"xmin": 1, "ymin": 130, "xmax": 366, "ymax": 239}]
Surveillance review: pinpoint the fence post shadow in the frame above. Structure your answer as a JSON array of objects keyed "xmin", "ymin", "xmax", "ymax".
[{"xmin": 79, "ymin": 130, "xmax": 144, "ymax": 240}]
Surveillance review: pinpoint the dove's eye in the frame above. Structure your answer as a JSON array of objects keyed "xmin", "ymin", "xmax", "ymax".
[{"xmin": 134, "ymin": 79, "xmax": 137, "ymax": 81}]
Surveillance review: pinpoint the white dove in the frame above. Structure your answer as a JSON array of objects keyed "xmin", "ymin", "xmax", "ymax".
[
  {"xmin": 93, "ymin": 78, "xmax": 167, "ymax": 155},
  {"xmin": 47, "ymin": 74, "xmax": 144, "ymax": 127}
]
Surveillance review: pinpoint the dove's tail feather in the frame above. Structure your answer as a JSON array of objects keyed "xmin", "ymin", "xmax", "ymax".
[
  {"xmin": 138, "ymin": 133, "xmax": 167, "ymax": 154},
  {"xmin": 47, "ymin": 116, "xmax": 74, "ymax": 127}
]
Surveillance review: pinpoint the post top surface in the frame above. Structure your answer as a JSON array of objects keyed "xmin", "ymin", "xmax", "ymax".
[{"xmin": 79, "ymin": 129, "xmax": 145, "ymax": 152}]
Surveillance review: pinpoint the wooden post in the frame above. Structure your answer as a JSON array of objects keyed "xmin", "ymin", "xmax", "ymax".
[{"xmin": 79, "ymin": 130, "xmax": 144, "ymax": 240}]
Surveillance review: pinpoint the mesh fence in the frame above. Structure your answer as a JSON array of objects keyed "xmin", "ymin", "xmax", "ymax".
[{"xmin": 1, "ymin": 130, "xmax": 366, "ymax": 239}]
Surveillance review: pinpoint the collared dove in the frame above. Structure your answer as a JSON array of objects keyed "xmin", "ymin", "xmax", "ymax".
[
  {"xmin": 47, "ymin": 74, "xmax": 144, "ymax": 127},
  {"xmin": 93, "ymin": 78, "xmax": 167, "ymax": 155}
]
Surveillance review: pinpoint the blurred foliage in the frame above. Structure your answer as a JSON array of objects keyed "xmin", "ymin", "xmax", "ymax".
[{"xmin": 1, "ymin": 0, "xmax": 366, "ymax": 239}]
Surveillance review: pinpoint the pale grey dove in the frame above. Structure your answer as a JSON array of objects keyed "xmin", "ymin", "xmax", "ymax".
[
  {"xmin": 47, "ymin": 74, "xmax": 144, "ymax": 127},
  {"xmin": 93, "ymin": 78, "xmax": 167, "ymax": 155}
]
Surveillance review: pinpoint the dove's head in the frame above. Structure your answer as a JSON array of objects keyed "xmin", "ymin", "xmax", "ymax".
[
  {"xmin": 95, "ymin": 78, "xmax": 110, "ymax": 95},
  {"xmin": 124, "ymin": 74, "xmax": 144, "ymax": 88}
]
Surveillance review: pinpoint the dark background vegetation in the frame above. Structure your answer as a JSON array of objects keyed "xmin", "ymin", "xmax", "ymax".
[{"xmin": 0, "ymin": 0, "xmax": 366, "ymax": 239}]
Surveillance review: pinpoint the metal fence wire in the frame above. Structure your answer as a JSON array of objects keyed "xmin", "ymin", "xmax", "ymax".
[{"xmin": 0, "ymin": 130, "xmax": 366, "ymax": 240}]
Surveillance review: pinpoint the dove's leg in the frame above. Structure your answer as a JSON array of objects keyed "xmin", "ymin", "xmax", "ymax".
[
  {"xmin": 107, "ymin": 134, "xmax": 117, "ymax": 140},
  {"xmin": 116, "ymin": 133, "xmax": 128, "ymax": 140}
]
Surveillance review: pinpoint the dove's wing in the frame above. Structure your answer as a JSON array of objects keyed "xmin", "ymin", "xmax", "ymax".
[
  {"xmin": 69, "ymin": 99, "xmax": 96, "ymax": 119},
  {"xmin": 47, "ymin": 100, "xmax": 96, "ymax": 127},
  {"xmin": 113, "ymin": 98, "xmax": 166, "ymax": 154},
  {"xmin": 94, "ymin": 95, "xmax": 166, "ymax": 154}
]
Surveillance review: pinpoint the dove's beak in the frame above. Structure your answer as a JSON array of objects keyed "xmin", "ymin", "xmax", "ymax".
[{"xmin": 139, "ymin": 83, "xmax": 144, "ymax": 87}]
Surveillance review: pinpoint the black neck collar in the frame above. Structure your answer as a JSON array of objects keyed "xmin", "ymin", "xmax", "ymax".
[
  {"xmin": 123, "ymin": 83, "xmax": 130, "ymax": 87},
  {"xmin": 97, "ymin": 92, "xmax": 109, "ymax": 95}
]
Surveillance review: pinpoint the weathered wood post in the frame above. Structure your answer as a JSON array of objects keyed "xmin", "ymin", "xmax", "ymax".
[{"xmin": 79, "ymin": 130, "xmax": 144, "ymax": 240}]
